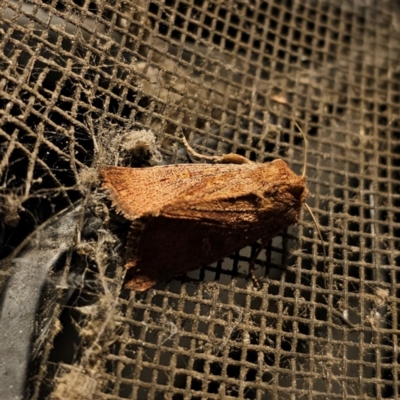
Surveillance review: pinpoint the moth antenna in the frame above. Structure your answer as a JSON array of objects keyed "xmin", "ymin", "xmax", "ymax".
[
  {"xmin": 179, "ymin": 129, "xmax": 251, "ymax": 164},
  {"xmin": 292, "ymin": 119, "xmax": 308, "ymax": 179},
  {"xmin": 304, "ymin": 203, "xmax": 327, "ymax": 266},
  {"xmin": 179, "ymin": 130, "xmax": 217, "ymax": 162},
  {"xmin": 292, "ymin": 121, "xmax": 328, "ymax": 284},
  {"xmin": 293, "ymin": 120, "xmax": 326, "ymax": 264}
]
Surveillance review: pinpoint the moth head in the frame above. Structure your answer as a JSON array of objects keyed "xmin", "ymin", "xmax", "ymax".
[
  {"xmin": 289, "ymin": 176, "xmax": 308, "ymax": 206},
  {"xmin": 268, "ymin": 159, "xmax": 308, "ymax": 207}
]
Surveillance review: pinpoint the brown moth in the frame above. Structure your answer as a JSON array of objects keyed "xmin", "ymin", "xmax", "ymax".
[{"xmin": 101, "ymin": 139, "xmax": 308, "ymax": 291}]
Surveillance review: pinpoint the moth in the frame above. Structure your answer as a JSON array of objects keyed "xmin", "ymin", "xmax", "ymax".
[{"xmin": 101, "ymin": 135, "xmax": 308, "ymax": 291}]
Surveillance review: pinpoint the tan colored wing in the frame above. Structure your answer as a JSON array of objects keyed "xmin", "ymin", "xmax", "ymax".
[
  {"xmin": 100, "ymin": 163, "xmax": 256, "ymax": 220},
  {"xmin": 162, "ymin": 159, "xmax": 307, "ymax": 225}
]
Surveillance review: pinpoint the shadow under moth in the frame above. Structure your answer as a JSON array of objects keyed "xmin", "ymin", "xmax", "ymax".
[{"xmin": 100, "ymin": 135, "xmax": 308, "ymax": 291}]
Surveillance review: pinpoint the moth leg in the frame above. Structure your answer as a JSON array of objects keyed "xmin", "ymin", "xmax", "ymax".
[
  {"xmin": 180, "ymin": 133, "xmax": 251, "ymax": 165},
  {"xmin": 248, "ymin": 239, "xmax": 270, "ymax": 289}
]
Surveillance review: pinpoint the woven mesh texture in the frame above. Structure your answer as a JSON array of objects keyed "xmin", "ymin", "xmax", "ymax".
[{"xmin": 1, "ymin": 0, "xmax": 400, "ymax": 399}]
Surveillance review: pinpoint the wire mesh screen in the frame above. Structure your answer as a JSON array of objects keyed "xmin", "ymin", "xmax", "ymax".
[{"xmin": 1, "ymin": 0, "xmax": 400, "ymax": 399}]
